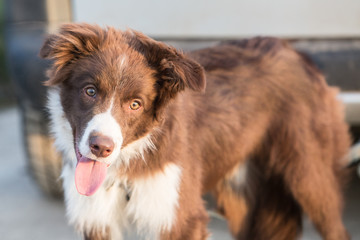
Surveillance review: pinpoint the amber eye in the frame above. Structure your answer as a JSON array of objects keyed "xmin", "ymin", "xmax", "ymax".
[
  {"xmin": 85, "ymin": 87, "xmax": 96, "ymax": 97},
  {"xmin": 129, "ymin": 100, "xmax": 141, "ymax": 110}
]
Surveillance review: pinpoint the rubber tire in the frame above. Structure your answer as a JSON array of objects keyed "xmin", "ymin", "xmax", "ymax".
[{"xmin": 20, "ymin": 101, "xmax": 63, "ymax": 198}]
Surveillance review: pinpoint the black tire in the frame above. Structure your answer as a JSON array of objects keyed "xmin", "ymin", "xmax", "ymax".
[
  {"xmin": 4, "ymin": 0, "xmax": 63, "ymax": 198},
  {"xmin": 20, "ymin": 102, "xmax": 63, "ymax": 198},
  {"xmin": 4, "ymin": 0, "xmax": 71, "ymax": 199}
]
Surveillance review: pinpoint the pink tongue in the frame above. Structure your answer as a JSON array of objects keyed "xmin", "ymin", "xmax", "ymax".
[{"xmin": 75, "ymin": 157, "xmax": 108, "ymax": 196}]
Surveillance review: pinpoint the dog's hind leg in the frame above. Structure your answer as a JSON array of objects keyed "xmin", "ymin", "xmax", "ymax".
[
  {"xmin": 214, "ymin": 163, "xmax": 249, "ymax": 237},
  {"xmin": 284, "ymin": 154, "xmax": 349, "ymax": 240},
  {"xmin": 275, "ymin": 119, "xmax": 350, "ymax": 240},
  {"xmin": 241, "ymin": 172, "xmax": 303, "ymax": 240},
  {"xmin": 216, "ymin": 162, "xmax": 302, "ymax": 240}
]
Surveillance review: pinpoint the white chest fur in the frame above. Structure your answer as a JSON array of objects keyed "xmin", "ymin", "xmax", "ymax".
[
  {"xmin": 126, "ymin": 163, "xmax": 182, "ymax": 237},
  {"xmin": 61, "ymin": 162, "xmax": 182, "ymax": 240}
]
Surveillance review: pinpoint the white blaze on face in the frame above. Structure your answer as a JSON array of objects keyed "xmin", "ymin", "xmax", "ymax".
[
  {"xmin": 78, "ymin": 99, "xmax": 123, "ymax": 165},
  {"xmin": 75, "ymin": 99, "xmax": 124, "ymax": 196}
]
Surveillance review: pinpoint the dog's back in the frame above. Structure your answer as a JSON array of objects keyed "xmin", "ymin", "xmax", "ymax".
[{"xmin": 186, "ymin": 38, "xmax": 351, "ymax": 239}]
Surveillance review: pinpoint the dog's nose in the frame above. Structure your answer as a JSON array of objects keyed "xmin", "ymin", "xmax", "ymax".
[{"xmin": 89, "ymin": 134, "xmax": 114, "ymax": 158}]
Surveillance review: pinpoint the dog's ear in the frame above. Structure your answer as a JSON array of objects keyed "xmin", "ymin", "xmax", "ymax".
[
  {"xmin": 124, "ymin": 30, "xmax": 206, "ymax": 95},
  {"xmin": 39, "ymin": 23, "xmax": 104, "ymax": 85},
  {"xmin": 124, "ymin": 30, "xmax": 206, "ymax": 120}
]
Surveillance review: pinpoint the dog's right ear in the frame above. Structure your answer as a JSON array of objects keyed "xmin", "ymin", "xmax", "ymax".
[
  {"xmin": 39, "ymin": 23, "xmax": 104, "ymax": 86},
  {"xmin": 124, "ymin": 30, "xmax": 206, "ymax": 94},
  {"xmin": 124, "ymin": 30, "xmax": 206, "ymax": 120}
]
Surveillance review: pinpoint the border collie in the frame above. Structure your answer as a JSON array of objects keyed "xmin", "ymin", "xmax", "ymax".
[{"xmin": 40, "ymin": 23, "xmax": 351, "ymax": 240}]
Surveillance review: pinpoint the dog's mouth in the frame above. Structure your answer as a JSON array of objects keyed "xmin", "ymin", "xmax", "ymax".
[{"xmin": 74, "ymin": 145, "xmax": 108, "ymax": 196}]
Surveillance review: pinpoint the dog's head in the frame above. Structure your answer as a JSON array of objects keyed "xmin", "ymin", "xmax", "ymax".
[{"xmin": 40, "ymin": 23, "xmax": 205, "ymax": 195}]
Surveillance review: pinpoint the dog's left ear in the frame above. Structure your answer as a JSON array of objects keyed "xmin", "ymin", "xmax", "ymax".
[{"xmin": 124, "ymin": 30, "xmax": 206, "ymax": 97}]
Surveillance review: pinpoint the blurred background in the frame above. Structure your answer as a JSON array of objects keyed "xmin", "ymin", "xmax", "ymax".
[{"xmin": 0, "ymin": 0, "xmax": 359, "ymax": 239}]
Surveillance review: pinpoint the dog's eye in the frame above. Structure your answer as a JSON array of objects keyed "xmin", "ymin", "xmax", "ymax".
[
  {"xmin": 85, "ymin": 87, "xmax": 96, "ymax": 97},
  {"xmin": 129, "ymin": 100, "xmax": 141, "ymax": 110}
]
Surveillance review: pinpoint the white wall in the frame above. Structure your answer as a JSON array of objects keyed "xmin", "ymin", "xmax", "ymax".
[{"xmin": 72, "ymin": 0, "xmax": 360, "ymax": 38}]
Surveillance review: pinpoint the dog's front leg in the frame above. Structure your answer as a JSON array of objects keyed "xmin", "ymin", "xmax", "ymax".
[
  {"xmin": 83, "ymin": 228, "xmax": 111, "ymax": 240},
  {"xmin": 156, "ymin": 168, "xmax": 210, "ymax": 240},
  {"xmin": 159, "ymin": 205, "xmax": 209, "ymax": 240}
]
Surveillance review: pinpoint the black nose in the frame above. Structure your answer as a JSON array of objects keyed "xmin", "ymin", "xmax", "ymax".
[{"xmin": 89, "ymin": 134, "xmax": 114, "ymax": 158}]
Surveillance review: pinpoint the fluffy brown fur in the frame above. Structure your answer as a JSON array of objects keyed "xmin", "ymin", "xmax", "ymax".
[{"xmin": 40, "ymin": 24, "xmax": 351, "ymax": 240}]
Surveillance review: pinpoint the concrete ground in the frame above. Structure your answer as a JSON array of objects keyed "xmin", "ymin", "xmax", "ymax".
[{"xmin": 0, "ymin": 106, "xmax": 359, "ymax": 240}]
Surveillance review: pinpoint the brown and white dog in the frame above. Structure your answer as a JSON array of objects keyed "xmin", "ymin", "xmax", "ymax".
[{"xmin": 40, "ymin": 23, "xmax": 351, "ymax": 240}]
